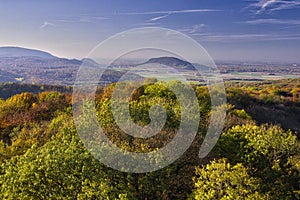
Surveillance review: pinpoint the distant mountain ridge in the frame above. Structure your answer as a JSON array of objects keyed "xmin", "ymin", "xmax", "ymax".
[
  {"xmin": 0, "ymin": 47, "xmax": 204, "ymax": 85},
  {"xmin": 143, "ymin": 56, "xmax": 195, "ymax": 70},
  {"xmin": 0, "ymin": 47, "xmax": 56, "ymax": 59},
  {"xmin": 0, "ymin": 46, "xmax": 142, "ymax": 85}
]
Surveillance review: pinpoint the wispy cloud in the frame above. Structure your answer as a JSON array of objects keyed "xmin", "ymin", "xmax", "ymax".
[
  {"xmin": 117, "ymin": 9, "xmax": 220, "ymax": 15},
  {"xmin": 179, "ymin": 24, "xmax": 207, "ymax": 34},
  {"xmin": 142, "ymin": 9, "xmax": 217, "ymax": 25},
  {"xmin": 245, "ymin": 18, "xmax": 300, "ymax": 25},
  {"xmin": 79, "ymin": 16, "xmax": 109, "ymax": 23},
  {"xmin": 271, "ymin": 0, "xmax": 300, "ymax": 11},
  {"xmin": 201, "ymin": 33, "xmax": 268, "ymax": 41},
  {"xmin": 54, "ymin": 19, "xmax": 76, "ymax": 23},
  {"xmin": 39, "ymin": 15, "xmax": 108, "ymax": 30},
  {"xmin": 190, "ymin": 24, "xmax": 207, "ymax": 33},
  {"xmin": 148, "ymin": 14, "xmax": 170, "ymax": 22},
  {"xmin": 195, "ymin": 32, "xmax": 300, "ymax": 42},
  {"xmin": 39, "ymin": 21, "xmax": 55, "ymax": 29},
  {"xmin": 50, "ymin": 15, "xmax": 108, "ymax": 25},
  {"xmin": 248, "ymin": 0, "xmax": 300, "ymax": 14},
  {"xmin": 259, "ymin": 0, "xmax": 277, "ymax": 13}
]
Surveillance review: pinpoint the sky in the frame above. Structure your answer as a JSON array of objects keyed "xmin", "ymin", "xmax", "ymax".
[{"xmin": 0, "ymin": 0, "xmax": 300, "ymax": 62}]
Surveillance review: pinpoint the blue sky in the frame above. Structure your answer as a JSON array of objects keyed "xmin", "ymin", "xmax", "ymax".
[{"xmin": 1, "ymin": 0, "xmax": 300, "ymax": 62}]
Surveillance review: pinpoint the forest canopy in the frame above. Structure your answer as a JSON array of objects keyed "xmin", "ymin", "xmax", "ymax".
[{"xmin": 0, "ymin": 78, "xmax": 299, "ymax": 199}]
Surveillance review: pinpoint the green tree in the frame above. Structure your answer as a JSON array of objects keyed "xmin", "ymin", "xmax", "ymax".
[
  {"xmin": 0, "ymin": 121, "xmax": 134, "ymax": 199},
  {"xmin": 215, "ymin": 124, "xmax": 300, "ymax": 199},
  {"xmin": 190, "ymin": 158, "xmax": 268, "ymax": 200}
]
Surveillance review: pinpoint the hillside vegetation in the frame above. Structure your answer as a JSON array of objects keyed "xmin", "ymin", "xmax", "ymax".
[{"xmin": 0, "ymin": 78, "xmax": 299, "ymax": 199}]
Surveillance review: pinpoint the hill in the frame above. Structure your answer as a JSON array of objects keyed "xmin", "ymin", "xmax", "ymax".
[
  {"xmin": 0, "ymin": 79, "xmax": 299, "ymax": 199},
  {"xmin": 142, "ymin": 56, "xmax": 195, "ymax": 70},
  {"xmin": 0, "ymin": 47, "xmax": 56, "ymax": 59},
  {"xmin": 0, "ymin": 46, "xmax": 140, "ymax": 85}
]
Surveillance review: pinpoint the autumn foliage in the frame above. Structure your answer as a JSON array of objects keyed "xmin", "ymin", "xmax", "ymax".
[{"xmin": 0, "ymin": 79, "xmax": 299, "ymax": 199}]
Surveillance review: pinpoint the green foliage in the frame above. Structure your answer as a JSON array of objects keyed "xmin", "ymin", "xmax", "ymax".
[
  {"xmin": 227, "ymin": 78, "xmax": 300, "ymax": 108},
  {"xmin": 223, "ymin": 104, "xmax": 255, "ymax": 130},
  {"xmin": 190, "ymin": 158, "xmax": 267, "ymax": 200},
  {"xmin": 96, "ymin": 82, "xmax": 183, "ymax": 153},
  {"xmin": 0, "ymin": 124, "xmax": 134, "ymax": 200},
  {"xmin": 217, "ymin": 124, "xmax": 298, "ymax": 167},
  {"xmin": 0, "ymin": 79, "xmax": 299, "ymax": 199},
  {"xmin": 216, "ymin": 124, "xmax": 300, "ymax": 199},
  {"xmin": 5, "ymin": 92, "xmax": 37, "ymax": 113},
  {"xmin": 35, "ymin": 91, "xmax": 69, "ymax": 120}
]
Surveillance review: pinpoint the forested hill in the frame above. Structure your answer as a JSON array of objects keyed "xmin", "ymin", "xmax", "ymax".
[
  {"xmin": 226, "ymin": 78, "xmax": 300, "ymax": 135},
  {"xmin": 1, "ymin": 78, "xmax": 299, "ymax": 134},
  {"xmin": 142, "ymin": 56, "xmax": 195, "ymax": 70},
  {"xmin": 0, "ymin": 78, "xmax": 299, "ymax": 199},
  {"xmin": 0, "ymin": 82, "xmax": 72, "ymax": 99}
]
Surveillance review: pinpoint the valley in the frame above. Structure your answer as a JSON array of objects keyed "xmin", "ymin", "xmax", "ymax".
[{"xmin": 0, "ymin": 47, "xmax": 299, "ymax": 86}]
